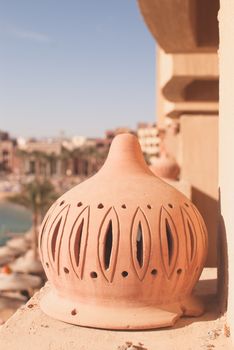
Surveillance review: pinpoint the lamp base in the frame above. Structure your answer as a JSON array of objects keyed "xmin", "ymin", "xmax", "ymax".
[{"xmin": 40, "ymin": 286, "xmax": 204, "ymax": 330}]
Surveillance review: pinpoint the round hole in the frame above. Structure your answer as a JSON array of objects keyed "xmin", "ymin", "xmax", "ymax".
[
  {"xmin": 71, "ymin": 309, "xmax": 77, "ymax": 316},
  {"xmin": 90, "ymin": 271, "xmax": 98, "ymax": 278},
  {"xmin": 97, "ymin": 203, "xmax": 104, "ymax": 209},
  {"xmin": 60, "ymin": 200, "xmax": 65, "ymax": 206},
  {"xmin": 177, "ymin": 268, "xmax": 182, "ymax": 275},
  {"xmin": 122, "ymin": 271, "xmax": 128, "ymax": 278},
  {"xmin": 168, "ymin": 204, "xmax": 173, "ymax": 208},
  {"xmin": 151, "ymin": 269, "xmax": 157, "ymax": 276},
  {"xmin": 28, "ymin": 304, "xmax": 34, "ymax": 309},
  {"xmin": 46, "ymin": 262, "xmax": 49, "ymax": 268},
  {"xmin": 185, "ymin": 203, "xmax": 189, "ymax": 207},
  {"xmin": 147, "ymin": 204, "xmax": 152, "ymax": 209},
  {"xmin": 64, "ymin": 267, "xmax": 69, "ymax": 274},
  {"xmin": 77, "ymin": 202, "xmax": 83, "ymax": 207},
  {"xmin": 121, "ymin": 204, "xmax": 126, "ymax": 209}
]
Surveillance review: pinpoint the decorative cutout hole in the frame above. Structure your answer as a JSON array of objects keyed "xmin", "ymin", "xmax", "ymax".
[
  {"xmin": 64, "ymin": 267, "xmax": 69, "ymax": 274},
  {"xmin": 51, "ymin": 218, "xmax": 62, "ymax": 261},
  {"xmin": 39, "ymin": 214, "xmax": 50, "ymax": 249},
  {"xmin": 121, "ymin": 204, "xmax": 127, "ymax": 209},
  {"xmin": 71, "ymin": 309, "xmax": 77, "ymax": 316},
  {"xmin": 165, "ymin": 219, "xmax": 174, "ymax": 265},
  {"xmin": 151, "ymin": 269, "xmax": 157, "ymax": 276},
  {"xmin": 177, "ymin": 268, "xmax": 182, "ymax": 274},
  {"xmin": 77, "ymin": 202, "xmax": 83, "ymax": 207},
  {"xmin": 74, "ymin": 219, "xmax": 84, "ymax": 267},
  {"xmin": 147, "ymin": 204, "xmax": 152, "ymax": 209},
  {"xmin": 168, "ymin": 204, "xmax": 173, "ymax": 208},
  {"xmin": 90, "ymin": 271, "xmax": 98, "ymax": 278},
  {"xmin": 122, "ymin": 271, "xmax": 128, "ymax": 278},
  {"xmin": 98, "ymin": 203, "xmax": 104, "ymax": 209},
  {"xmin": 185, "ymin": 203, "xmax": 189, "ymax": 207},
  {"xmin": 188, "ymin": 220, "xmax": 195, "ymax": 260},
  {"xmin": 136, "ymin": 223, "xmax": 143, "ymax": 268},
  {"xmin": 46, "ymin": 262, "xmax": 49, "ymax": 268},
  {"xmin": 60, "ymin": 200, "xmax": 65, "ymax": 206},
  {"xmin": 104, "ymin": 221, "xmax": 113, "ymax": 270}
]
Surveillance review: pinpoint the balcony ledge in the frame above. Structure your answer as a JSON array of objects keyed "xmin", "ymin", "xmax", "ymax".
[{"xmin": 0, "ymin": 268, "xmax": 232, "ymax": 350}]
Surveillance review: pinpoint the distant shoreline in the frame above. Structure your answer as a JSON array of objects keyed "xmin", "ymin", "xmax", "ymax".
[{"xmin": 0, "ymin": 200, "xmax": 32, "ymax": 246}]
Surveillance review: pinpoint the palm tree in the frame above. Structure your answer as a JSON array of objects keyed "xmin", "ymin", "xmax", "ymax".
[{"xmin": 9, "ymin": 180, "xmax": 59, "ymax": 257}]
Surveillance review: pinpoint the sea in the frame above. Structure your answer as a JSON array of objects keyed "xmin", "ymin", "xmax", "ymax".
[{"xmin": 0, "ymin": 202, "xmax": 32, "ymax": 246}]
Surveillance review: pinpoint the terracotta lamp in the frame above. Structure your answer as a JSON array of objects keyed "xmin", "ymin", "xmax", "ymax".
[
  {"xmin": 150, "ymin": 151, "xmax": 180, "ymax": 180},
  {"xmin": 39, "ymin": 133, "xmax": 208, "ymax": 330}
]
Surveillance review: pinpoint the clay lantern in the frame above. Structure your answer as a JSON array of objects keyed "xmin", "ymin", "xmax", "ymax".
[
  {"xmin": 150, "ymin": 151, "xmax": 180, "ymax": 180},
  {"xmin": 39, "ymin": 134, "xmax": 208, "ymax": 329}
]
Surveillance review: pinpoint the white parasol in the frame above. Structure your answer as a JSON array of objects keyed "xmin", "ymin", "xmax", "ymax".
[
  {"xmin": 7, "ymin": 237, "xmax": 29, "ymax": 255},
  {"xmin": 0, "ymin": 272, "xmax": 42, "ymax": 292},
  {"xmin": 10, "ymin": 250, "xmax": 43, "ymax": 275}
]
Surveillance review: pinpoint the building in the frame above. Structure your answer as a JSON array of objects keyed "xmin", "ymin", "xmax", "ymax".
[
  {"xmin": 137, "ymin": 0, "xmax": 234, "ymax": 340},
  {"xmin": 0, "ymin": 131, "xmax": 17, "ymax": 174},
  {"xmin": 17, "ymin": 137, "xmax": 109, "ymax": 179},
  {"xmin": 138, "ymin": 0, "xmax": 219, "ymax": 268},
  {"xmin": 137, "ymin": 122, "xmax": 161, "ymax": 158},
  {"xmin": 18, "ymin": 139, "xmax": 63, "ymax": 177}
]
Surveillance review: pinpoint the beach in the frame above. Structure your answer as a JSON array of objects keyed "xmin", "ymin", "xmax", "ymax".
[{"xmin": 0, "ymin": 196, "xmax": 32, "ymax": 246}]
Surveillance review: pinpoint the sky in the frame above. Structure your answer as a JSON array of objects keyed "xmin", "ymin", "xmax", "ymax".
[{"xmin": 0, "ymin": 0, "xmax": 156, "ymax": 139}]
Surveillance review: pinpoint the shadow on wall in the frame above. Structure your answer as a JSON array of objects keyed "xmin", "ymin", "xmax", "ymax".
[
  {"xmin": 191, "ymin": 186, "xmax": 219, "ymax": 267},
  {"xmin": 191, "ymin": 186, "xmax": 228, "ymax": 314},
  {"xmin": 218, "ymin": 188, "xmax": 228, "ymax": 315}
]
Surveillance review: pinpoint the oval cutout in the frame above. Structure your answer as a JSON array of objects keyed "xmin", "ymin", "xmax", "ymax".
[
  {"xmin": 136, "ymin": 223, "xmax": 143, "ymax": 268},
  {"xmin": 74, "ymin": 219, "xmax": 84, "ymax": 266},
  {"xmin": 51, "ymin": 218, "xmax": 62, "ymax": 261},
  {"xmin": 165, "ymin": 219, "xmax": 174, "ymax": 265},
  {"xmin": 104, "ymin": 221, "xmax": 113, "ymax": 270}
]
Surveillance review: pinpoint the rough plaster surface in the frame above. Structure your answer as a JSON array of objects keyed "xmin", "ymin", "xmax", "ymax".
[
  {"xmin": 219, "ymin": 0, "xmax": 234, "ymax": 340},
  {"xmin": 180, "ymin": 115, "xmax": 219, "ymax": 267},
  {"xmin": 0, "ymin": 269, "xmax": 233, "ymax": 350}
]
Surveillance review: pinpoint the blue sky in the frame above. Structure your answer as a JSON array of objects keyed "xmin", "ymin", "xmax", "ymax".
[{"xmin": 0, "ymin": 0, "xmax": 156, "ymax": 138}]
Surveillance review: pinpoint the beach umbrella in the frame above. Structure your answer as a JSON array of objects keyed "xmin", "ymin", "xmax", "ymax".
[
  {"xmin": 0, "ymin": 246, "xmax": 15, "ymax": 266},
  {"xmin": 0, "ymin": 290, "xmax": 28, "ymax": 301},
  {"xmin": 10, "ymin": 249, "xmax": 43, "ymax": 275},
  {"xmin": 7, "ymin": 237, "xmax": 29, "ymax": 255},
  {"xmin": 0, "ymin": 270, "xmax": 42, "ymax": 292}
]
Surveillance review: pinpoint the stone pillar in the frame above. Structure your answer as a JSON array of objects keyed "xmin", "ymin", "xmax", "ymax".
[
  {"xmin": 137, "ymin": 0, "xmax": 219, "ymax": 267},
  {"xmin": 180, "ymin": 115, "xmax": 218, "ymax": 266}
]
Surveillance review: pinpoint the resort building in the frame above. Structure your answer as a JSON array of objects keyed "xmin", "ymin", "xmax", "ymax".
[
  {"xmin": 0, "ymin": 131, "xmax": 17, "ymax": 174},
  {"xmin": 137, "ymin": 122, "xmax": 161, "ymax": 157},
  {"xmin": 138, "ymin": 0, "xmax": 219, "ymax": 268},
  {"xmin": 16, "ymin": 136, "xmax": 109, "ymax": 179}
]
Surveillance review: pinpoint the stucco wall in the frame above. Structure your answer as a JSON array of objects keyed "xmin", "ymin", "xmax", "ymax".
[
  {"xmin": 219, "ymin": 0, "xmax": 234, "ymax": 337},
  {"xmin": 180, "ymin": 115, "xmax": 219, "ymax": 267}
]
